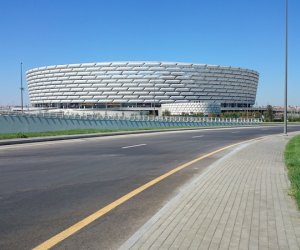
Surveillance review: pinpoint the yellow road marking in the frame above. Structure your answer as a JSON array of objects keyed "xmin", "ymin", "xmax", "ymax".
[{"xmin": 33, "ymin": 136, "xmax": 266, "ymax": 250}]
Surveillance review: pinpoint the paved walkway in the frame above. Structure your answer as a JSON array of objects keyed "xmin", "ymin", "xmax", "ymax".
[{"xmin": 121, "ymin": 133, "xmax": 300, "ymax": 250}]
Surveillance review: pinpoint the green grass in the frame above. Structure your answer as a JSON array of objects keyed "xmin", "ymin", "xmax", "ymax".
[
  {"xmin": 0, "ymin": 127, "xmax": 193, "ymax": 140},
  {"xmin": 285, "ymin": 134, "xmax": 300, "ymax": 209},
  {"xmin": 0, "ymin": 122, "xmax": 268, "ymax": 140}
]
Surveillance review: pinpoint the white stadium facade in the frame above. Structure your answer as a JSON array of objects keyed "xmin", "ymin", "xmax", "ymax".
[{"xmin": 26, "ymin": 62, "xmax": 259, "ymax": 115}]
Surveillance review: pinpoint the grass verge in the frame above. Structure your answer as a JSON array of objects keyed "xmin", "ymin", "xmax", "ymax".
[
  {"xmin": 285, "ymin": 134, "xmax": 300, "ymax": 209},
  {"xmin": 0, "ymin": 123, "xmax": 266, "ymax": 140},
  {"xmin": 0, "ymin": 127, "xmax": 193, "ymax": 140}
]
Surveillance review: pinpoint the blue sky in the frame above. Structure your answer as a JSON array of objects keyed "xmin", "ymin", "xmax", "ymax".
[{"xmin": 0, "ymin": 0, "xmax": 299, "ymax": 106}]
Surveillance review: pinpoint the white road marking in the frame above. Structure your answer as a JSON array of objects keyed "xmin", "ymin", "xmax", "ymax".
[
  {"xmin": 192, "ymin": 135, "xmax": 204, "ymax": 138},
  {"xmin": 262, "ymin": 129, "xmax": 269, "ymax": 130},
  {"xmin": 122, "ymin": 144, "xmax": 147, "ymax": 149},
  {"xmin": 231, "ymin": 131, "xmax": 240, "ymax": 133}
]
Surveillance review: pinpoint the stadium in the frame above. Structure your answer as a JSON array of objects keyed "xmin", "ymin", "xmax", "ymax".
[{"xmin": 26, "ymin": 62, "xmax": 259, "ymax": 115}]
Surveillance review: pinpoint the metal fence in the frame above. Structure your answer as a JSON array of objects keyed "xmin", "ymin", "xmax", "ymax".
[
  {"xmin": 0, "ymin": 110, "xmax": 262, "ymax": 134},
  {"xmin": 0, "ymin": 110, "xmax": 262, "ymax": 124}
]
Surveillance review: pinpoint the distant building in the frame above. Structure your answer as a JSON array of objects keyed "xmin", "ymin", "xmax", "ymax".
[{"xmin": 26, "ymin": 61, "xmax": 259, "ymax": 115}]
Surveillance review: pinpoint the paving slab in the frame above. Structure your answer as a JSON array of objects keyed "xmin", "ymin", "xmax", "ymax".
[{"xmin": 120, "ymin": 133, "xmax": 300, "ymax": 250}]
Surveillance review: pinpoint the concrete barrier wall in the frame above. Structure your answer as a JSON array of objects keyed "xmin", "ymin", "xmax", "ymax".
[{"xmin": 0, "ymin": 114, "xmax": 253, "ymax": 134}]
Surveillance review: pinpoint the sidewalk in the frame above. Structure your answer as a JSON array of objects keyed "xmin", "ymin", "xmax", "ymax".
[{"xmin": 121, "ymin": 133, "xmax": 300, "ymax": 250}]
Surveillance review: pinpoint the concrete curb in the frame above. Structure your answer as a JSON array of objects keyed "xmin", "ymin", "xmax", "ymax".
[
  {"xmin": 0, "ymin": 127, "xmax": 216, "ymax": 146},
  {"xmin": 0, "ymin": 125, "xmax": 266, "ymax": 146}
]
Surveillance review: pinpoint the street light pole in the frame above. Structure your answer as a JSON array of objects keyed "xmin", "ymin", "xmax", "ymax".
[
  {"xmin": 20, "ymin": 62, "xmax": 24, "ymax": 112},
  {"xmin": 246, "ymin": 96, "xmax": 248, "ymax": 120},
  {"xmin": 284, "ymin": 0, "xmax": 288, "ymax": 135},
  {"xmin": 153, "ymin": 84, "xmax": 156, "ymax": 117}
]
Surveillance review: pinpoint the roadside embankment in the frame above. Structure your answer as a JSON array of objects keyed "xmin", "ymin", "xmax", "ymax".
[{"xmin": 285, "ymin": 134, "xmax": 300, "ymax": 209}]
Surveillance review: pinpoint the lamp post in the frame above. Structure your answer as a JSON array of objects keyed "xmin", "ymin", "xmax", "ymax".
[
  {"xmin": 284, "ymin": 0, "xmax": 288, "ymax": 135},
  {"xmin": 246, "ymin": 96, "xmax": 248, "ymax": 120},
  {"xmin": 20, "ymin": 62, "xmax": 24, "ymax": 113},
  {"xmin": 153, "ymin": 84, "xmax": 156, "ymax": 117}
]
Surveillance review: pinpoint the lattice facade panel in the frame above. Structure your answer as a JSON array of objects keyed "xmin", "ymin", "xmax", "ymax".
[
  {"xmin": 161, "ymin": 102, "xmax": 221, "ymax": 115},
  {"xmin": 26, "ymin": 62, "xmax": 259, "ymax": 107}
]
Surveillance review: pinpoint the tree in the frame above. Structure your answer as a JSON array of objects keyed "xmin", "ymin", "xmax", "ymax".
[
  {"xmin": 162, "ymin": 110, "xmax": 171, "ymax": 116},
  {"xmin": 264, "ymin": 105, "xmax": 274, "ymax": 122},
  {"xmin": 195, "ymin": 112, "xmax": 204, "ymax": 117}
]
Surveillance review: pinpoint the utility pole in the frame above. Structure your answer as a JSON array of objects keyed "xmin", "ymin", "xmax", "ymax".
[
  {"xmin": 284, "ymin": 0, "xmax": 288, "ymax": 135},
  {"xmin": 20, "ymin": 62, "xmax": 24, "ymax": 112}
]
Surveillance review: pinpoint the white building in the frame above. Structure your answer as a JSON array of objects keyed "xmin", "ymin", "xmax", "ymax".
[{"xmin": 26, "ymin": 61, "xmax": 259, "ymax": 115}]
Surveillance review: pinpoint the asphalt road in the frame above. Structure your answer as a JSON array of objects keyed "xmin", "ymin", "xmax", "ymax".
[{"xmin": 1, "ymin": 125, "xmax": 300, "ymax": 250}]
